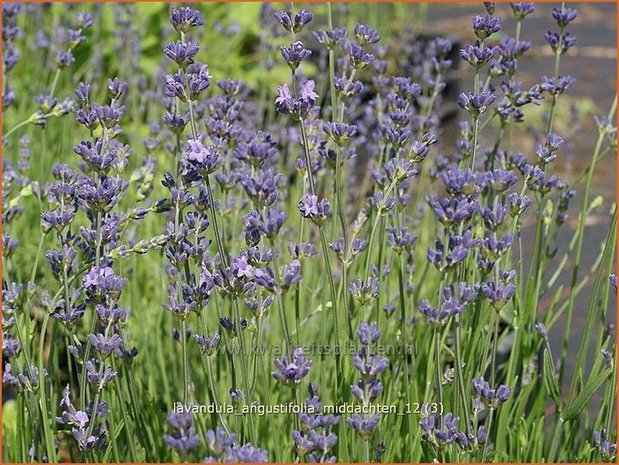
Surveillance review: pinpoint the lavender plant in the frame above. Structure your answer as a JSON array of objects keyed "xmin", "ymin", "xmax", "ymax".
[{"xmin": 2, "ymin": 2, "xmax": 617, "ymax": 463}]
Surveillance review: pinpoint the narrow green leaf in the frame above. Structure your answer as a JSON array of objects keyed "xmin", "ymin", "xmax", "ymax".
[
  {"xmin": 561, "ymin": 367, "xmax": 613, "ymax": 421},
  {"xmin": 542, "ymin": 349, "xmax": 562, "ymax": 406}
]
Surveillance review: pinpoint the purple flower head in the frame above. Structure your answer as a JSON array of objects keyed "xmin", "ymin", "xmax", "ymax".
[
  {"xmin": 420, "ymin": 413, "xmax": 459, "ymax": 447},
  {"xmin": 288, "ymin": 242, "xmax": 319, "ymax": 260},
  {"xmin": 67, "ymin": 29, "xmax": 86, "ymax": 48},
  {"xmin": 507, "ymin": 192, "xmax": 533, "ymax": 217},
  {"xmin": 480, "ymin": 232, "xmax": 513, "ymax": 262},
  {"xmin": 164, "ymin": 41, "xmax": 200, "ymax": 69},
  {"xmin": 74, "ymin": 11, "xmax": 93, "ymax": 29},
  {"xmin": 472, "ymin": 377, "xmax": 511, "ymax": 409},
  {"xmin": 240, "ymin": 169, "xmax": 282, "ymax": 208},
  {"xmin": 346, "ymin": 414, "xmax": 381, "ymax": 440},
  {"xmin": 544, "ymin": 31, "xmax": 576, "ymax": 55},
  {"xmin": 540, "ymin": 74, "xmax": 576, "ymax": 96},
  {"xmin": 281, "ymin": 41, "xmax": 312, "ymax": 71},
  {"xmin": 486, "ymin": 168, "xmax": 518, "ymax": 193},
  {"xmin": 376, "ymin": 159, "xmax": 418, "ymax": 187},
  {"xmin": 229, "ymin": 388, "xmax": 244, "ymax": 404},
  {"xmin": 552, "ymin": 7, "xmax": 578, "ymax": 29},
  {"xmin": 472, "ymin": 14, "xmax": 501, "ymax": 40},
  {"xmin": 354, "ymin": 23, "xmax": 380, "ymax": 45},
  {"xmin": 440, "ymin": 168, "xmax": 486, "ymax": 198},
  {"xmin": 427, "ymin": 230, "xmax": 477, "ymax": 272},
  {"xmin": 275, "ymin": 80, "xmax": 318, "ymax": 120},
  {"xmin": 222, "ymin": 443, "xmax": 269, "ymax": 463},
  {"xmin": 163, "ymin": 411, "xmax": 200, "ymax": 455},
  {"xmin": 460, "ymin": 42, "xmax": 495, "ymax": 68},
  {"xmin": 76, "ymin": 107, "xmax": 98, "ymax": 130},
  {"xmin": 82, "ymin": 266, "xmax": 127, "ymax": 302},
  {"xmin": 107, "ymin": 77, "xmax": 128, "ymax": 101},
  {"xmin": 369, "ymin": 191, "xmax": 395, "ymax": 216},
  {"xmin": 254, "ymin": 267, "xmax": 277, "ymax": 292},
  {"xmin": 484, "ymin": 2, "xmax": 496, "ymax": 15},
  {"xmin": 458, "ymin": 91, "xmax": 495, "ymax": 118},
  {"xmin": 234, "ymin": 131, "xmax": 278, "ymax": 168},
  {"xmin": 298, "ymin": 192, "xmax": 330, "ymax": 226},
  {"xmin": 409, "ymin": 132, "xmax": 437, "ymax": 163},
  {"xmin": 419, "ymin": 283, "xmax": 476, "ymax": 327},
  {"xmin": 357, "ymin": 321, "xmax": 381, "ymax": 346},
  {"xmin": 351, "ymin": 378, "xmax": 384, "ymax": 404},
  {"xmin": 57, "ymin": 385, "xmax": 107, "ymax": 451},
  {"xmin": 454, "ymin": 425, "xmax": 487, "ymax": 452},
  {"xmin": 313, "ymin": 27, "xmax": 348, "ymax": 50},
  {"xmin": 272, "ymin": 348, "xmax": 312, "ymax": 387},
  {"xmin": 170, "ymin": 7, "xmax": 204, "ymax": 33},
  {"xmin": 35, "ymin": 94, "xmax": 58, "ymax": 113},
  {"xmin": 352, "ymin": 345, "xmax": 388, "ymax": 378},
  {"xmin": 163, "ymin": 111, "xmax": 188, "ymax": 134},
  {"xmin": 216, "ymin": 79, "xmax": 247, "ymax": 97},
  {"xmin": 187, "ymin": 63, "xmax": 211, "ymax": 100},
  {"xmin": 481, "ymin": 268, "xmax": 516, "ymax": 309},
  {"xmin": 536, "ymin": 132, "xmax": 564, "ymax": 164},
  {"xmin": 349, "ymin": 277, "xmax": 379, "ymax": 305},
  {"xmin": 93, "ymin": 104, "xmax": 124, "ymax": 129},
  {"xmin": 95, "ymin": 304, "xmax": 128, "ymax": 326},
  {"xmin": 88, "ymin": 333, "xmax": 122, "ymax": 358},
  {"xmin": 323, "ymin": 122, "xmax": 358, "ymax": 146},
  {"xmin": 186, "ymin": 138, "xmax": 221, "ymax": 176},
  {"xmin": 50, "ymin": 301, "xmax": 85, "ymax": 327},
  {"xmin": 86, "ymin": 359, "xmax": 116, "ymax": 390},
  {"xmin": 334, "ymin": 74, "xmax": 364, "ymax": 101},
  {"xmin": 510, "ymin": 3, "xmax": 536, "ymax": 20},
  {"xmin": 273, "ymin": 9, "xmax": 312, "ymax": 33},
  {"xmin": 428, "ymin": 195, "xmax": 478, "ymax": 226},
  {"xmin": 281, "ymin": 259, "xmax": 302, "ymax": 292},
  {"xmin": 300, "ymin": 79, "xmax": 319, "ymax": 103},
  {"xmin": 535, "ymin": 322, "xmax": 548, "ymax": 339},
  {"xmin": 205, "ymin": 427, "xmax": 236, "ymax": 456},
  {"xmin": 56, "ymin": 50, "xmax": 75, "ymax": 68},
  {"xmin": 387, "ymin": 226, "xmax": 417, "ymax": 255},
  {"xmin": 348, "ymin": 42, "xmax": 374, "ymax": 69},
  {"xmin": 481, "ymin": 200, "xmax": 509, "ymax": 231},
  {"xmin": 593, "ymin": 429, "xmax": 617, "ymax": 461}
]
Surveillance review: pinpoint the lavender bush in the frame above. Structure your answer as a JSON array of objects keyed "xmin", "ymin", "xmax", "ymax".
[{"xmin": 2, "ymin": 2, "xmax": 617, "ymax": 463}]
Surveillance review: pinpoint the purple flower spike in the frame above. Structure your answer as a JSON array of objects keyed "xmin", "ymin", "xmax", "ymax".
[
  {"xmin": 186, "ymin": 138, "xmax": 221, "ymax": 176},
  {"xmin": 163, "ymin": 411, "xmax": 200, "ymax": 455},
  {"xmin": 510, "ymin": 3, "xmax": 536, "ymax": 20},
  {"xmin": 346, "ymin": 414, "xmax": 381, "ymax": 440},
  {"xmin": 272, "ymin": 347, "xmax": 312, "ymax": 388},
  {"xmin": 170, "ymin": 7, "xmax": 204, "ymax": 33},
  {"xmin": 472, "ymin": 14, "xmax": 501, "ymax": 40},
  {"xmin": 298, "ymin": 192, "xmax": 330, "ymax": 226},
  {"xmin": 354, "ymin": 23, "xmax": 380, "ymax": 45},
  {"xmin": 471, "ymin": 377, "xmax": 511, "ymax": 409},
  {"xmin": 552, "ymin": 7, "xmax": 578, "ymax": 29}
]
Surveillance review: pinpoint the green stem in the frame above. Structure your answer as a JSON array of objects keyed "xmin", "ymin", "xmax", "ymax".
[
  {"xmin": 37, "ymin": 314, "xmax": 57, "ymax": 462},
  {"xmin": 181, "ymin": 319, "xmax": 189, "ymax": 405},
  {"xmin": 564, "ymin": 96, "xmax": 617, "ymax": 394}
]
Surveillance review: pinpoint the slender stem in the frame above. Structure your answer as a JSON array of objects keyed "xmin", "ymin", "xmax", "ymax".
[
  {"xmin": 271, "ymin": 240, "xmax": 292, "ymax": 352},
  {"xmin": 3, "ymin": 119, "xmax": 30, "ymax": 138},
  {"xmin": 49, "ymin": 69, "xmax": 61, "ymax": 99},
  {"xmin": 470, "ymin": 116, "xmax": 480, "ymax": 169},
  {"xmin": 37, "ymin": 314, "xmax": 56, "ymax": 462},
  {"xmin": 564, "ymin": 96, "xmax": 617, "ymax": 394},
  {"xmin": 454, "ymin": 316, "xmax": 471, "ymax": 429},
  {"xmin": 181, "ymin": 319, "xmax": 189, "ymax": 405},
  {"xmin": 490, "ymin": 311, "xmax": 500, "ymax": 387}
]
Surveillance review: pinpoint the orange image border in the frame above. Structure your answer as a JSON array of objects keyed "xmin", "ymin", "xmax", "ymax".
[{"xmin": 0, "ymin": 1, "xmax": 616, "ymax": 464}]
